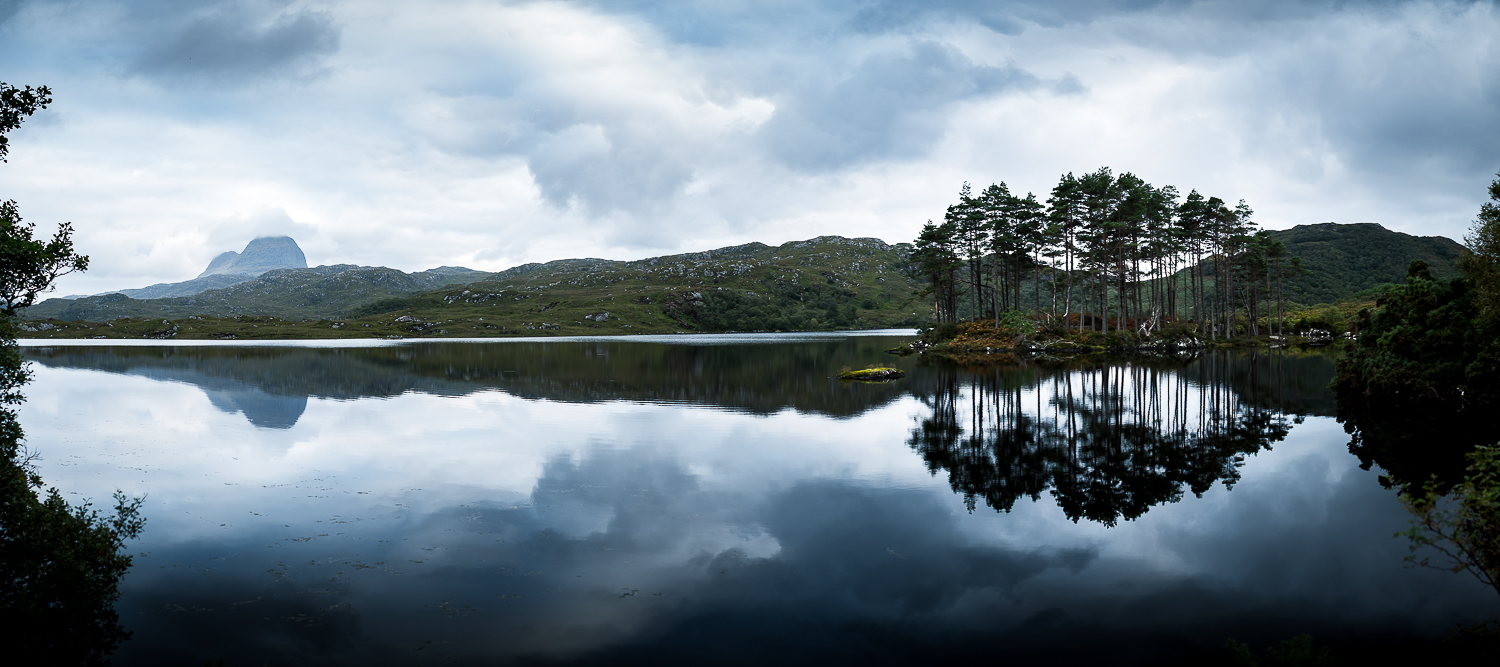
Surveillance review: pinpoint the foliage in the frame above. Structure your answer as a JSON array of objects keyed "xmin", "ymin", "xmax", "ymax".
[
  {"xmin": 1334, "ymin": 260, "xmax": 1499, "ymax": 490},
  {"xmin": 1334, "ymin": 172, "xmax": 1500, "ymax": 621},
  {"xmin": 1, "ymin": 80, "xmax": 145, "ymax": 662},
  {"xmin": 0, "ymin": 83, "xmax": 86, "ymax": 315},
  {"xmin": 910, "ymin": 168, "xmax": 1295, "ymax": 342},
  {"xmin": 23, "ymin": 237, "xmax": 931, "ymax": 337},
  {"xmin": 1398, "ymin": 444, "xmax": 1500, "ymax": 600},
  {"xmin": 1462, "ymin": 170, "xmax": 1500, "ymax": 318},
  {"xmin": 1283, "ymin": 298, "xmax": 1376, "ymax": 336},
  {"xmin": 938, "ymin": 312, "xmax": 1035, "ymax": 351},
  {"xmin": 1269, "ymin": 222, "xmax": 1464, "ymax": 307},
  {"xmin": 0, "ymin": 82, "xmax": 51, "ymax": 162},
  {"xmin": 1225, "ymin": 634, "xmax": 1332, "ymax": 666},
  {"xmin": 0, "ymin": 201, "xmax": 88, "ymax": 315}
]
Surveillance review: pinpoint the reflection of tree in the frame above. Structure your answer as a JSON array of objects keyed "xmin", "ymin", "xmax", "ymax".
[{"xmin": 908, "ymin": 353, "xmax": 1308, "ymax": 526}]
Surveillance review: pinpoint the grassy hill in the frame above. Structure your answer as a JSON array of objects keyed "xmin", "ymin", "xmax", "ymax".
[
  {"xmin": 1267, "ymin": 223, "xmax": 1464, "ymax": 305},
  {"xmin": 25, "ymin": 265, "xmax": 491, "ymax": 322},
  {"xmin": 20, "ymin": 236, "xmax": 931, "ymax": 339}
]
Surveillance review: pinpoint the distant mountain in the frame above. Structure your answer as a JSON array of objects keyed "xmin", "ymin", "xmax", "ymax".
[
  {"xmin": 1267, "ymin": 223, "xmax": 1465, "ymax": 305},
  {"xmin": 26, "ymin": 264, "xmax": 492, "ymax": 321},
  {"xmin": 197, "ymin": 236, "xmax": 307, "ymax": 278},
  {"xmin": 86, "ymin": 236, "xmax": 313, "ymax": 301}
]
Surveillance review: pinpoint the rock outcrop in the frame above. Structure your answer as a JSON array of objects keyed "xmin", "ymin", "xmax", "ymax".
[{"xmin": 197, "ymin": 236, "xmax": 308, "ymax": 278}]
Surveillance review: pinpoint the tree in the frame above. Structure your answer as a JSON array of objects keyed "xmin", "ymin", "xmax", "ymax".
[
  {"xmin": 1462, "ymin": 170, "xmax": 1500, "ymax": 318},
  {"xmin": 0, "ymin": 200, "xmax": 88, "ymax": 315},
  {"xmin": 1385, "ymin": 172, "xmax": 1500, "ymax": 605},
  {"xmin": 914, "ymin": 169, "xmax": 1283, "ymax": 339},
  {"xmin": 0, "ymin": 83, "xmax": 52, "ymax": 163},
  {"xmin": 1399, "ymin": 444, "xmax": 1500, "ymax": 601},
  {"xmin": 0, "ymin": 82, "xmax": 144, "ymax": 663},
  {"xmin": 1048, "ymin": 174, "xmax": 1085, "ymax": 330},
  {"xmin": 911, "ymin": 220, "xmax": 962, "ymax": 323},
  {"xmin": 947, "ymin": 183, "xmax": 986, "ymax": 321},
  {"xmin": 979, "ymin": 182, "xmax": 1016, "ymax": 322}
]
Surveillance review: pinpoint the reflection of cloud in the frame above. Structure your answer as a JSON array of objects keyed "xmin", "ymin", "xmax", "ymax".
[
  {"xmin": 126, "ymin": 367, "xmax": 308, "ymax": 429},
  {"xmin": 108, "ymin": 431, "xmax": 1496, "ymax": 664}
]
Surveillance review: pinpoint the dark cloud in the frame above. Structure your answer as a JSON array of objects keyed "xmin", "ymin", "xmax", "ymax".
[
  {"xmin": 1283, "ymin": 37, "xmax": 1500, "ymax": 189},
  {"xmin": 0, "ymin": 0, "xmax": 23, "ymax": 25},
  {"xmin": 129, "ymin": 3, "xmax": 339, "ymax": 82},
  {"xmin": 581, "ymin": 0, "xmax": 1404, "ymax": 46},
  {"xmin": 757, "ymin": 41, "xmax": 1041, "ymax": 170}
]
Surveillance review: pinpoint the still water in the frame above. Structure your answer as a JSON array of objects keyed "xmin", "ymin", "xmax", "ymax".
[{"xmin": 17, "ymin": 332, "xmax": 1495, "ymax": 664}]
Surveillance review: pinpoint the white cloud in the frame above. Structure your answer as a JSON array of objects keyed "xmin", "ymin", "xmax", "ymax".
[{"xmin": 0, "ymin": 0, "xmax": 1495, "ymax": 295}]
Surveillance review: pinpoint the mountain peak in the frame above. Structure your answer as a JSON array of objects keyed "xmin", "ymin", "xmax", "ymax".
[{"xmin": 198, "ymin": 236, "xmax": 308, "ymax": 279}]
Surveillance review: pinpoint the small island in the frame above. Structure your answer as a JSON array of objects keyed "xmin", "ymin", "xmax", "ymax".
[{"xmin": 836, "ymin": 367, "xmax": 906, "ymax": 381}]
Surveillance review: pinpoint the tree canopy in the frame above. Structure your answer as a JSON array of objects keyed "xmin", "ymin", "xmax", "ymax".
[{"xmin": 908, "ymin": 168, "xmax": 1298, "ymax": 340}]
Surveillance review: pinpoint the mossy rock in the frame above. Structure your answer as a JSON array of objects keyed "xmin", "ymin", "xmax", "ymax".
[{"xmin": 836, "ymin": 367, "xmax": 906, "ymax": 382}]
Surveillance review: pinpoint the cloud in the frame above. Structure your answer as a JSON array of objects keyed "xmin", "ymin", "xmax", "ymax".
[
  {"xmin": 757, "ymin": 40, "xmax": 1042, "ymax": 170},
  {"xmin": 129, "ymin": 1, "xmax": 340, "ymax": 83},
  {"xmin": 1, "ymin": 0, "xmax": 1497, "ymax": 295},
  {"xmin": 207, "ymin": 207, "xmax": 320, "ymax": 251}
]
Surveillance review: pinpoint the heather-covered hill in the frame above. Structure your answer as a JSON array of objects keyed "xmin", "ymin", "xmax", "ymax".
[
  {"xmin": 20, "ymin": 236, "xmax": 929, "ymax": 337},
  {"xmin": 1267, "ymin": 223, "xmax": 1464, "ymax": 305},
  {"xmin": 347, "ymin": 236, "xmax": 928, "ymax": 334}
]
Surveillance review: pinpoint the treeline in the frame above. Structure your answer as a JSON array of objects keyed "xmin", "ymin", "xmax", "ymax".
[{"xmin": 910, "ymin": 167, "xmax": 1303, "ymax": 339}]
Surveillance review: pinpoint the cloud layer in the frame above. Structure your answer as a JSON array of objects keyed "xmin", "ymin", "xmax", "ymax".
[{"xmin": 0, "ymin": 0, "xmax": 1496, "ymax": 294}]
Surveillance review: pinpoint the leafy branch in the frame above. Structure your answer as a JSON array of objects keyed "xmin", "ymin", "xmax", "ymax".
[{"xmin": 1399, "ymin": 444, "xmax": 1500, "ymax": 600}]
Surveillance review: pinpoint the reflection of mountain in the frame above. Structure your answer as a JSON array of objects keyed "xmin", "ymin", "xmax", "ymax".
[
  {"xmin": 125, "ymin": 367, "xmax": 309, "ymax": 429},
  {"xmin": 908, "ymin": 351, "xmax": 1335, "ymax": 525},
  {"xmin": 24, "ymin": 337, "xmax": 929, "ymax": 425}
]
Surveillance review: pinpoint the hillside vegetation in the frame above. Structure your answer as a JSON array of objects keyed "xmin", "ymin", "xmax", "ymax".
[
  {"xmin": 17, "ymin": 223, "xmax": 1466, "ymax": 341},
  {"xmin": 20, "ymin": 236, "xmax": 930, "ymax": 338},
  {"xmin": 1266, "ymin": 223, "xmax": 1463, "ymax": 305},
  {"xmin": 25, "ymin": 265, "xmax": 490, "ymax": 321}
]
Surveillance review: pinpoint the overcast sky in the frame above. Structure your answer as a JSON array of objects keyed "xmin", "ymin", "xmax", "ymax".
[{"xmin": 1, "ymin": 0, "xmax": 1497, "ymax": 294}]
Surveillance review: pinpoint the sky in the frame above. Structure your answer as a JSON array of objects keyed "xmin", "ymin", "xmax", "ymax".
[{"xmin": 1, "ymin": 0, "xmax": 1497, "ymax": 295}]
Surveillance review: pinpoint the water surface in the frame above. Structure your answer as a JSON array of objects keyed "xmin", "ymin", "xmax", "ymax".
[{"xmin": 19, "ymin": 333, "xmax": 1494, "ymax": 664}]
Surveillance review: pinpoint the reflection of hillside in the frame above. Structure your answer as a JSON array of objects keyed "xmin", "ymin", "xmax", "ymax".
[
  {"xmin": 908, "ymin": 351, "xmax": 1336, "ymax": 525},
  {"xmin": 1177, "ymin": 348, "xmax": 1338, "ymax": 418},
  {"xmin": 24, "ymin": 337, "xmax": 929, "ymax": 423}
]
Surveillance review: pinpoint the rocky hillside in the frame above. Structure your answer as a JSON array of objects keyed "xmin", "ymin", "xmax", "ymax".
[
  {"xmin": 348, "ymin": 236, "xmax": 927, "ymax": 333},
  {"xmin": 20, "ymin": 236, "xmax": 929, "ymax": 337},
  {"xmin": 198, "ymin": 236, "xmax": 307, "ymax": 278},
  {"xmin": 25, "ymin": 264, "xmax": 491, "ymax": 321},
  {"xmin": 79, "ymin": 235, "xmax": 315, "ymax": 301}
]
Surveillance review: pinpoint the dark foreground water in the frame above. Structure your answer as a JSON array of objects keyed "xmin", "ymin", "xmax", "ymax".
[{"xmin": 17, "ymin": 332, "xmax": 1495, "ymax": 665}]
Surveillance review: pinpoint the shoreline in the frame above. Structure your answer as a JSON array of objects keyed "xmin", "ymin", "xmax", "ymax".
[{"xmin": 16, "ymin": 328, "xmax": 923, "ymax": 348}]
